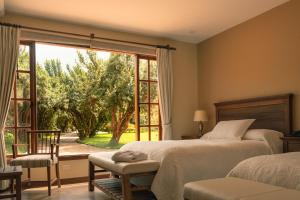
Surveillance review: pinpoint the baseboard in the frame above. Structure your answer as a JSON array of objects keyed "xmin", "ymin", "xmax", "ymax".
[{"xmin": 22, "ymin": 174, "xmax": 109, "ymax": 189}]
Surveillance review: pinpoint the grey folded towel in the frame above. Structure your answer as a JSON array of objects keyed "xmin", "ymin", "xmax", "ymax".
[{"xmin": 112, "ymin": 150, "xmax": 148, "ymax": 163}]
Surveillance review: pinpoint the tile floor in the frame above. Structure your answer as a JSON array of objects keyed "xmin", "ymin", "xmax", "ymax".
[{"xmin": 22, "ymin": 183, "xmax": 111, "ymax": 200}]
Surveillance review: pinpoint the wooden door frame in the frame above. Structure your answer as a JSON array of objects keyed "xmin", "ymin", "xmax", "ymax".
[
  {"xmin": 135, "ymin": 55, "xmax": 162, "ymax": 141},
  {"xmin": 5, "ymin": 41, "xmax": 37, "ymax": 155}
]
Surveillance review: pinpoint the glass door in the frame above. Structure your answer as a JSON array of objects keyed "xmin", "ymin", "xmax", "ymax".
[
  {"xmin": 135, "ymin": 55, "xmax": 162, "ymax": 141},
  {"xmin": 4, "ymin": 42, "xmax": 36, "ymax": 155}
]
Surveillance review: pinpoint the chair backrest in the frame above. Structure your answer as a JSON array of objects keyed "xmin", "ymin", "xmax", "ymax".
[{"xmin": 27, "ymin": 130, "xmax": 61, "ymax": 156}]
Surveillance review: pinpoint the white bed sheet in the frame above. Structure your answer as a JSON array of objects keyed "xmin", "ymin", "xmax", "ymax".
[
  {"xmin": 227, "ymin": 152, "xmax": 300, "ymax": 190},
  {"xmin": 120, "ymin": 139, "xmax": 273, "ymax": 200}
]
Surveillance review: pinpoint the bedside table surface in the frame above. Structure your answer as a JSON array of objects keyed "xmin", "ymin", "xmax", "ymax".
[
  {"xmin": 181, "ymin": 135, "xmax": 198, "ymax": 140},
  {"xmin": 281, "ymin": 137, "xmax": 300, "ymax": 140},
  {"xmin": 0, "ymin": 165, "xmax": 22, "ymax": 177},
  {"xmin": 281, "ymin": 137, "xmax": 300, "ymax": 153}
]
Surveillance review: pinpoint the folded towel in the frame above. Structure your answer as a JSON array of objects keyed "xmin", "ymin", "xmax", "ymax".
[{"xmin": 112, "ymin": 150, "xmax": 148, "ymax": 163}]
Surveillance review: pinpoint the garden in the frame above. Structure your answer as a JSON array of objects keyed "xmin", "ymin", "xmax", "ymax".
[{"xmin": 5, "ymin": 44, "xmax": 158, "ymax": 154}]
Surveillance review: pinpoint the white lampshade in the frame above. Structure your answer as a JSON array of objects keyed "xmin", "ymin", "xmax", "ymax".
[{"xmin": 193, "ymin": 110, "xmax": 208, "ymax": 122}]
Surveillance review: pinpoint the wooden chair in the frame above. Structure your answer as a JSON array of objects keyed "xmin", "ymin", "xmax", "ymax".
[{"xmin": 10, "ymin": 130, "xmax": 61, "ymax": 196}]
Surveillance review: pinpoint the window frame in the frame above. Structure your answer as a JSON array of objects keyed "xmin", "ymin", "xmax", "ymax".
[
  {"xmin": 5, "ymin": 41, "xmax": 37, "ymax": 156},
  {"xmin": 5, "ymin": 41, "xmax": 162, "ymax": 160},
  {"xmin": 135, "ymin": 55, "xmax": 162, "ymax": 141}
]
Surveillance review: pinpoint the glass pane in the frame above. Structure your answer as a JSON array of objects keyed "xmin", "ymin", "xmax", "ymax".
[
  {"xmin": 151, "ymin": 127, "xmax": 159, "ymax": 141},
  {"xmin": 139, "ymin": 105, "xmax": 149, "ymax": 125},
  {"xmin": 17, "ymin": 129, "xmax": 29, "ymax": 154},
  {"xmin": 129, "ymin": 112, "xmax": 136, "ymax": 127},
  {"xmin": 18, "ymin": 45, "xmax": 30, "ymax": 71},
  {"xmin": 150, "ymin": 105, "xmax": 159, "ymax": 125},
  {"xmin": 139, "ymin": 82, "xmax": 148, "ymax": 103},
  {"xmin": 150, "ymin": 82, "xmax": 158, "ymax": 103},
  {"xmin": 150, "ymin": 60, "xmax": 158, "ymax": 80},
  {"xmin": 140, "ymin": 127, "xmax": 149, "ymax": 141},
  {"xmin": 6, "ymin": 101, "xmax": 15, "ymax": 126},
  {"xmin": 17, "ymin": 101, "xmax": 31, "ymax": 127},
  {"xmin": 16, "ymin": 73, "xmax": 30, "ymax": 99},
  {"xmin": 119, "ymin": 114, "xmax": 137, "ymax": 144},
  {"xmin": 139, "ymin": 59, "xmax": 148, "ymax": 80},
  {"xmin": 4, "ymin": 129, "xmax": 14, "ymax": 155}
]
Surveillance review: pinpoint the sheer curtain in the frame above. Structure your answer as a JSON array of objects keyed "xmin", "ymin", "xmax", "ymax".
[
  {"xmin": 156, "ymin": 48, "xmax": 173, "ymax": 140},
  {"xmin": 0, "ymin": 25, "xmax": 20, "ymax": 189}
]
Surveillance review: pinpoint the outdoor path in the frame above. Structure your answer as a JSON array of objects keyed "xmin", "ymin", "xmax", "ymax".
[{"xmin": 59, "ymin": 135, "xmax": 114, "ymax": 155}]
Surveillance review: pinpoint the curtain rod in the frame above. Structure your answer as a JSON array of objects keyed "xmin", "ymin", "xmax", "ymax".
[{"xmin": 0, "ymin": 22, "xmax": 176, "ymax": 50}]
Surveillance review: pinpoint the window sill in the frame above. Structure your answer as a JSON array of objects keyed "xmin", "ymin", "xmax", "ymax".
[
  {"xmin": 7, "ymin": 153, "xmax": 91, "ymax": 162},
  {"xmin": 59, "ymin": 154, "xmax": 89, "ymax": 161}
]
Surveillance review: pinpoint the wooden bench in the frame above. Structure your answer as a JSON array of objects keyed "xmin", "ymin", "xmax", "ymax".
[{"xmin": 88, "ymin": 152, "xmax": 159, "ymax": 200}]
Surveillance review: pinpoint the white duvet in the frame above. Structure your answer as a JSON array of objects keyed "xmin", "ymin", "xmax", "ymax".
[
  {"xmin": 227, "ymin": 152, "xmax": 300, "ymax": 190},
  {"xmin": 120, "ymin": 139, "xmax": 274, "ymax": 200}
]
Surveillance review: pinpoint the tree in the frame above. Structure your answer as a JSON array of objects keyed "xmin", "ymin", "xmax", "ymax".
[
  {"xmin": 101, "ymin": 54, "xmax": 135, "ymax": 144},
  {"xmin": 65, "ymin": 51, "xmax": 107, "ymax": 139},
  {"xmin": 26, "ymin": 47, "xmax": 136, "ymax": 144},
  {"xmin": 36, "ymin": 59, "xmax": 70, "ymax": 132}
]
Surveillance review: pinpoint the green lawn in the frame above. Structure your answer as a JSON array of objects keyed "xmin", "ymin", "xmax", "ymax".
[{"xmin": 79, "ymin": 130, "xmax": 159, "ymax": 149}]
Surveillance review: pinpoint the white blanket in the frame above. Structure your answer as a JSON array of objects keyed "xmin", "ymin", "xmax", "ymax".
[
  {"xmin": 120, "ymin": 139, "xmax": 273, "ymax": 200},
  {"xmin": 227, "ymin": 152, "xmax": 300, "ymax": 190}
]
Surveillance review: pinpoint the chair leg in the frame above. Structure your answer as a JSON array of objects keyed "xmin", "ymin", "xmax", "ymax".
[
  {"xmin": 27, "ymin": 168, "xmax": 31, "ymax": 187},
  {"xmin": 10, "ymin": 178, "xmax": 14, "ymax": 193},
  {"xmin": 47, "ymin": 166, "xmax": 51, "ymax": 196},
  {"xmin": 55, "ymin": 163, "xmax": 61, "ymax": 188},
  {"xmin": 88, "ymin": 161, "xmax": 95, "ymax": 192}
]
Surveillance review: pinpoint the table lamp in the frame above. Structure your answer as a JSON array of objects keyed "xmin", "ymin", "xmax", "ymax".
[{"xmin": 193, "ymin": 110, "xmax": 208, "ymax": 137}]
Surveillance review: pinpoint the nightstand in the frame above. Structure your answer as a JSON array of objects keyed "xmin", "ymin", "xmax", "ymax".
[
  {"xmin": 281, "ymin": 137, "xmax": 300, "ymax": 153},
  {"xmin": 0, "ymin": 165, "xmax": 22, "ymax": 200},
  {"xmin": 181, "ymin": 135, "xmax": 198, "ymax": 140}
]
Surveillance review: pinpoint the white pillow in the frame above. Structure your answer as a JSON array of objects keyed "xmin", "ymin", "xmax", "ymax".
[
  {"xmin": 243, "ymin": 129, "xmax": 284, "ymax": 153},
  {"xmin": 208, "ymin": 119, "xmax": 255, "ymax": 140}
]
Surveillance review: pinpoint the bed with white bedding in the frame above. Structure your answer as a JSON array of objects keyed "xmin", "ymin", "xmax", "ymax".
[
  {"xmin": 227, "ymin": 152, "xmax": 300, "ymax": 190},
  {"xmin": 121, "ymin": 138, "xmax": 277, "ymax": 200},
  {"xmin": 125, "ymin": 94, "xmax": 293, "ymax": 200},
  {"xmin": 183, "ymin": 152, "xmax": 300, "ymax": 200}
]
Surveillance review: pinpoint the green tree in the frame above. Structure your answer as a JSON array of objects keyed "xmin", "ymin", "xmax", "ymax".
[
  {"xmin": 36, "ymin": 59, "xmax": 70, "ymax": 131},
  {"xmin": 101, "ymin": 54, "xmax": 135, "ymax": 144},
  {"xmin": 20, "ymin": 47, "xmax": 137, "ymax": 144},
  {"xmin": 65, "ymin": 51, "xmax": 107, "ymax": 139}
]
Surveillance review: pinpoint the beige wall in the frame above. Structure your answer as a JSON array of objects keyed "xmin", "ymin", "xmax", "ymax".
[
  {"xmin": 198, "ymin": 0, "xmax": 300, "ymax": 131},
  {"xmin": 21, "ymin": 159, "xmax": 89, "ymax": 181},
  {"xmin": 1, "ymin": 12, "xmax": 198, "ymax": 180}
]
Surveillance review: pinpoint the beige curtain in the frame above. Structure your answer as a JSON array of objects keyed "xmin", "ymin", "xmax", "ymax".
[
  {"xmin": 156, "ymin": 48, "xmax": 173, "ymax": 140},
  {"xmin": 0, "ymin": 25, "xmax": 20, "ymax": 189}
]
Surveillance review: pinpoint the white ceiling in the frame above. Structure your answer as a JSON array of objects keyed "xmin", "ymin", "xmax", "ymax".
[{"xmin": 3, "ymin": 0, "xmax": 289, "ymax": 43}]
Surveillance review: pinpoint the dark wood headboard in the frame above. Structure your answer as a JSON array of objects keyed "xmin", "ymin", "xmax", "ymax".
[{"xmin": 214, "ymin": 94, "xmax": 293, "ymax": 135}]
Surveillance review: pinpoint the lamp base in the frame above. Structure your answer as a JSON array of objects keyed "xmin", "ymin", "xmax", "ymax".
[{"xmin": 197, "ymin": 121, "xmax": 204, "ymax": 138}]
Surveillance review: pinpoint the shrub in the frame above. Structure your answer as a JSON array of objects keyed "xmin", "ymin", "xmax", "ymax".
[{"xmin": 4, "ymin": 131, "xmax": 14, "ymax": 154}]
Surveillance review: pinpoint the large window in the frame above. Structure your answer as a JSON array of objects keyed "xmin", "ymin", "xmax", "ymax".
[{"xmin": 4, "ymin": 42, "xmax": 161, "ymax": 156}]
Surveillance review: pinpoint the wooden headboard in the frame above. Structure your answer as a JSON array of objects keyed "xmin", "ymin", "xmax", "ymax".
[{"xmin": 214, "ymin": 94, "xmax": 293, "ymax": 135}]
